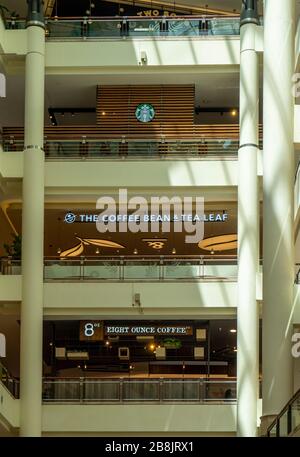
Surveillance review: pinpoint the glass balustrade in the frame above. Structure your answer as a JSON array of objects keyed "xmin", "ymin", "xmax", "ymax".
[
  {"xmin": 41, "ymin": 377, "xmax": 237, "ymax": 403},
  {"xmin": 3, "ymin": 17, "xmax": 241, "ymax": 39},
  {"xmin": 44, "ymin": 261, "xmax": 82, "ymax": 280},
  {"xmin": 267, "ymin": 388, "xmax": 300, "ymax": 436},
  {"xmin": 3, "ymin": 139, "xmax": 240, "ymax": 159},
  {"xmin": 0, "ymin": 257, "xmax": 239, "ymax": 281},
  {"xmin": 291, "ymin": 398, "xmax": 300, "ymax": 433},
  {"xmin": 2, "ymin": 257, "xmax": 298, "ymax": 282},
  {"xmin": 0, "ymin": 362, "xmax": 19, "ymax": 398}
]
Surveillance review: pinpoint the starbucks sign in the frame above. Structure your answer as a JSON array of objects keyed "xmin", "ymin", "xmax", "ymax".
[{"xmin": 135, "ymin": 103, "xmax": 155, "ymax": 123}]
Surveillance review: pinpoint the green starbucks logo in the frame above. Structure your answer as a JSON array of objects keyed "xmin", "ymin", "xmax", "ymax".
[{"xmin": 135, "ymin": 103, "xmax": 155, "ymax": 123}]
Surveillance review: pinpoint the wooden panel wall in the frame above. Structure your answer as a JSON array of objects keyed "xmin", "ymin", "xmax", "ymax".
[{"xmin": 96, "ymin": 85, "xmax": 195, "ymax": 136}]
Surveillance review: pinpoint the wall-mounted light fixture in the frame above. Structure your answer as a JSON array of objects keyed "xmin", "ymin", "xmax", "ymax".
[{"xmin": 140, "ymin": 51, "xmax": 148, "ymax": 65}]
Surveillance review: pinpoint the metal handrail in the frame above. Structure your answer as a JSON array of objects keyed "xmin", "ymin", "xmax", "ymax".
[
  {"xmin": 3, "ymin": 138, "xmax": 240, "ymax": 160},
  {"xmin": 5, "ymin": 15, "xmax": 241, "ymax": 21},
  {"xmin": 266, "ymin": 388, "xmax": 300, "ymax": 436},
  {"xmin": 4, "ymin": 16, "xmax": 241, "ymax": 40},
  {"xmin": 0, "ymin": 362, "xmax": 20, "ymax": 398},
  {"xmin": 1, "ymin": 255, "xmax": 240, "ymax": 281},
  {"xmin": 295, "ymin": 264, "xmax": 300, "ymax": 284},
  {"xmin": 42, "ymin": 377, "xmax": 237, "ymax": 403}
]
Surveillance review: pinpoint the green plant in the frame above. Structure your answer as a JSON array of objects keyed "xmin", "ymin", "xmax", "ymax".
[
  {"xmin": 3, "ymin": 234, "xmax": 22, "ymax": 259},
  {"xmin": 161, "ymin": 338, "xmax": 182, "ymax": 349}
]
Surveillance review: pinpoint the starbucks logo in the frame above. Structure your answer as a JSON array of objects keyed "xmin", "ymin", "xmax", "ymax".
[{"xmin": 135, "ymin": 103, "xmax": 155, "ymax": 123}]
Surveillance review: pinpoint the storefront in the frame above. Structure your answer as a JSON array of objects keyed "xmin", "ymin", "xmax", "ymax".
[
  {"xmin": 43, "ymin": 319, "xmax": 238, "ymax": 379},
  {"xmin": 2, "ymin": 201, "xmax": 239, "ymax": 258}
]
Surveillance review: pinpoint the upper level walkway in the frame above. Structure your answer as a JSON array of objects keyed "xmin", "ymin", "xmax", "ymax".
[
  {"xmin": 4, "ymin": 16, "xmax": 241, "ymax": 40},
  {"xmin": 2, "ymin": 124, "xmax": 246, "ymax": 160},
  {"xmin": 0, "ymin": 14, "xmax": 253, "ymax": 71}
]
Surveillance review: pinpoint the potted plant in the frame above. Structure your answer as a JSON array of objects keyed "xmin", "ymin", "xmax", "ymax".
[{"xmin": 3, "ymin": 234, "xmax": 22, "ymax": 259}]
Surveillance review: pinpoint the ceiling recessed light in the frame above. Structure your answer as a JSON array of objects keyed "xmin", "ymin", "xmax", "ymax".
[{"xmin": 230, "ymin": 329, "xmax": 237, "ymax": 333}]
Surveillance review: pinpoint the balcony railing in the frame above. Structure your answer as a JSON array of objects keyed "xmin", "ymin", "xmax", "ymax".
[
  {"xmin": 5, "ymin": 258, "xmax": 300, "ymax": 282},
  {"xmin": 295, "ymin": 264, "xmax": 300, "ymax": 284},
  {"xmin": 0, "ymin": 362, "xmax": 19, "ymax": 398},
  {"xmin": 1, "ymin": 256, "xmax": 238, "ymax": 282},
  {"xmin": 42, "ymin": 377, "xmax": 237, "ymax": 403},
  {"xmin": 266, "ymin": 388, "xmax": 300, "ymax": 437},
  {"xmin": 4, "ymin": 16, "xmax": 241, "ymax": 39},
  {"xmin": 0, "ymin": 364, "xmax": 237, "ymax": 403},
  {"xmin": 2, "ymin": 125, "xmax": 264, "ymax": 160},
  {"xmin": 3, "ymin": 138, "xmax": 239, "ymax": 160}
]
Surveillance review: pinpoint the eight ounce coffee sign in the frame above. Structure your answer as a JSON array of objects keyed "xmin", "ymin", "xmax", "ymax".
[{"xmin": 135, "ymin": 103, "xmax": 155, "ymax": 123}]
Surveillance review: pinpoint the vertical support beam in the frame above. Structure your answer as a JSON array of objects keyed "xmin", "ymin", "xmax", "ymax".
[
  {"xmin": 20, "ymin": 0, "xmax": 45, "ymax": 437},
  {"xmin": 262, "ymin": 0, "xmax": 295, "ymax": 430},
  {"xmin": 237, "ymin": 0, "xmax": 259, "ymax": 437}
]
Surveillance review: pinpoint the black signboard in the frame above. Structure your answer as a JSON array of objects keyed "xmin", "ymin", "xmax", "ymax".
[{"xmin": 56, "ymin": 0, "xmax": 188, "ymax": 17}]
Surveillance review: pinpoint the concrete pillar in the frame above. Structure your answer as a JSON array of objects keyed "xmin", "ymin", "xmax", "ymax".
[
  {"xmin": 237, "ymin": 2, "xmax": 259, "ymax": 436},
  {"xmin": 20, "ymin": 1, "xmax": 45, "ymax": 437},
  {"xmin": 262, "ymin": 0, "xmax": 295, "ymax": 430}
]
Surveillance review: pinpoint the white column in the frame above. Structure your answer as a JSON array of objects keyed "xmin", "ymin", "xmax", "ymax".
[
  {"xmin": 237, "ymin": 21, "xmax": 259, "ymax": 437},
  {"xmin": 20, "ymin": 24, "xmax": 45, "ymax": 437},
  {"xmin": 262, "ymin": 0, "xmax": 295, "ymax": 425}
]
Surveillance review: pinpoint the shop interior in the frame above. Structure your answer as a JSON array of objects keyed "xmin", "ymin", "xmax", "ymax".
[{"xmin": 42, "ymin": 319, "xmax": 244, "ymax": 379}]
